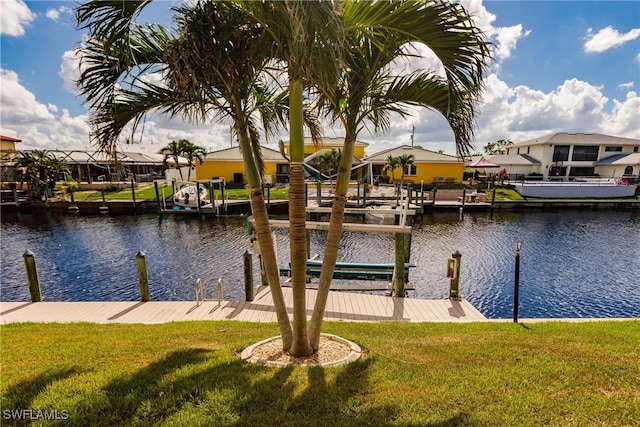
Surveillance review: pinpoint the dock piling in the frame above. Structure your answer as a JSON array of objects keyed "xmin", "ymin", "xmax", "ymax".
[
  {"xmin": 243, "ymin": 250, "xmax": 254, "ymax": 301},
  {"xmin": 23, "ymin": 250, "xmax": 42, "ymax": 302},
  {"xmin": 136, "ymin": 251, "xmax": 150, "ymax": 302},
  {"xmin": 449, "ymin": 250, "xmax": 462, "ymax": 299}
]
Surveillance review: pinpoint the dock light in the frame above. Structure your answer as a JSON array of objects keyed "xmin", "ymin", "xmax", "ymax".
[{"xmin": 513, "ymin": 242, "xmax": 522, "ymax": 323}]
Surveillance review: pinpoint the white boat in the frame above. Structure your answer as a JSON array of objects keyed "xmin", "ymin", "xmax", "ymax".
[
  {"xmin": 173, "ymin": 185, "xmax": 208, "ymax": 208},
  {"xmin": 513, "ymin": 179, "xmax": 637, "ymax": 198}
]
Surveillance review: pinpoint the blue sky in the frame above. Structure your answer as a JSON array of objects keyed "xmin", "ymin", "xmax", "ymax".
[{"xmin": 1, "ymin": 0, "xmax": 639, "ymax": 155}]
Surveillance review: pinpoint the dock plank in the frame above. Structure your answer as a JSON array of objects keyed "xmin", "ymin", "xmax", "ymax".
[{"xmin": 0, "ymin": 288, "xmax": 488, "ymax": 325}]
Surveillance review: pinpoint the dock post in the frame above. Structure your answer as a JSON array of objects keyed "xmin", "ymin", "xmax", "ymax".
[
  {"xmin": 243, "ymin": 250, "xmax": 254, "ymax": 301},
  {"xmin": 363, "ymin": 183, "xmax": 368, "ymax": 207},
  {"xmin": 316, "ymin": 181, "xmax": 321, "ymax": 206},
  {"xmin": 420, "ymin": 181, "xmax": 425, "ymax": 213},
  {"xmin": 12, "ymin": 187, "xmax": 19, "ymax": 207},
  {"xmin": 131, "ymin": 178, "xmax": 137, "ymax": 214},
  {"xmin": 357, "ymin": 181, "xmax": 361, "ymax": 207},
  {"xmin": 449, "ymin": 250, "xmax": 462, "ymax": 299},
  {"xmin": 393, "ymin": 233, "xmax": 406, "ymax": 297},
  {"xmin": 196, "ymin": 182, "xmax": 202, "ymax": 216},
  {"xmin": 432, "ymin": 187, "xmax": 437, "ymax": 206},
  {"xmin": 136, "ymin": 251, "xmax": 150, "ymax": 302},
  {"xmin": 154, "ymin": 181, "xmax": 161, "ymax": 216},
  {"xmin": 267, "ymin": 184, "xmax": 271, "ymax": 208},
  {"xmin": 513, "ymin": 242, "xmax": 522, "ymax": 323},
  {"xmin": 23, "ymin": 250, "xmax": 42, "ymax": 302}
]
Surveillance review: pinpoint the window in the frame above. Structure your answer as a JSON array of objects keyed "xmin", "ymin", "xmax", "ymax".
[
  {"xmin": 569, "ymin": 167, "xmax": 595, "ymax": 177},
  {"xmin": 552, "ymin": 145, "xmax": 570, "ymax": 162},
  {"xmin": 624, "ymin": 166, "xmax": 633, "ymax": 175},
  {"xmin": 549, "ymin": 166, "xmax": 567, "ymax": 178},
  {"xmin": 605, "ymin": 146, "xmax": 622, "ymax": 152},
  {"xmin": 634, "ymin": 147, "xmax": 639, "ymax": 153},
  {"xmin": 404, "ymin": 165, "xmax": 417, "ymax": 176},
  {"xmin": 571, "ymin": 146, "xmax": 599, "ymax": 161}
]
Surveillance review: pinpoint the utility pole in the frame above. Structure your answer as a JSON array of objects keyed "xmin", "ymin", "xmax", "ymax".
[{"xmin": 410, "ymin": 126, "xmax": 415, "ymax": 147}]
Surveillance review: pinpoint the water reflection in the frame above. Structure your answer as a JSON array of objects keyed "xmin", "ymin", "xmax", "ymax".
[{"xmin": 1, "ymin": 210, "xmax": 638, "ymax": 319}]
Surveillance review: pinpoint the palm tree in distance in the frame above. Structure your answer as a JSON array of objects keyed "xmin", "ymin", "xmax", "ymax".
[
  {"xmin": 317, "ymin": 148, "xmax": 342, "ymax": 189},
  {"xmin": 162, "ymin": 139, "xmax": 206, "ymax": 181},
  {"xmin": 162, "ymin": 140, "xmax": 185, "ymax": 181},
  {"xmin": 383, "ymin": 155, "xmax": 401, "ymax": 183},
  {"xmin": 398, "ymin": 153, "xmax": 415, "ymax": 190}
]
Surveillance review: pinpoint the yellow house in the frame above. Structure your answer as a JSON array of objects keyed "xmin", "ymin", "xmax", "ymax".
[
  {"xmin": 365, "ymin": 145, "xmax": 464, "ymax": 184},
  {"xmin": 196, "ymin": 145, "xmax": 288, "ymax": 184},
  {"xmin": 1, "ymin": 135, "xmax": 21, "ymax": 162},
  {"xmin": 283, "ymin": 136, "xmax": 368, "ymax": 159}
]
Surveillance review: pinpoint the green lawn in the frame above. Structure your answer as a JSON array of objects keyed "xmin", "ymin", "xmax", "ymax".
[
  {"xmin": 66, "ymin": 184, "xmax": 289, "ymax": 202},
  {"xmin": 1, "ymin": 321, "xmax": 638, "ymax": 426}
]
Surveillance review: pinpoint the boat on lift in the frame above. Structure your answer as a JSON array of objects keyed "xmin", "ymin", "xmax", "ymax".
[{"xmin": 173, "ymin": 184, "xmax": 208, "ymax": 208}]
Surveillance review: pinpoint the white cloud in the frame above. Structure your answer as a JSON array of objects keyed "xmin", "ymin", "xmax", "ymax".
[
  {"xmin": 0, "ymin": 0, "xmax": 35, "ymax": 36},
  {"xmin": 59, "ymin": 49, "xmax": 83, "ymax": 94},
  {"xmin": 618, "ymin": 81, "xmax": 635, "ymax": 90},
  {"xmin": 584, "ymin": 26, "xmax": 640, "ymax": 53},
  {"xmin": 461, "ymin": 0, "xmax": 530, "ymax": 65},
  {"xmin": 45, "ymin": 6, "xmax": 71, "ymax": 22}
]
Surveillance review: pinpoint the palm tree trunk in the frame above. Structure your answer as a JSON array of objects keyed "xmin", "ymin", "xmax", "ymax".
[
  {"xmin": 237, "ymin": 126, "xmax": 292, "ymax": 350},
  {"xmin": 308, "ymin": 133, "xmax": 355, "ymax": 351},
  {"xmin": 250, "ymin": 187, "xmax": 293, "ymax": 349},
  {"xmin": 288, "ymin": 79, "xmax": 312, "ymax": 357}
]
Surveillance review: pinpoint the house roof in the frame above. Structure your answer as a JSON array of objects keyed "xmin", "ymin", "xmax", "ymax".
[
  {"xmin": 204, "ymin": 145, "xmax": 286, "ymax": 161},
  {"xmin": 487, "ymin": 154, "xmax": 541, "ymax": 165},
  {"xmin": 0, "ymin": 135, "xmax": 22, "ymax": 143},
  {"xmin": 365, "ymin": 145, "xmax": 461, "ymax": 163},
  {"xmin": 282, "ymin": 137, "xmax": 369, "ymax": 147},
  {"xmin": 512, "ymin": 132, "xmax": 640, "ymax": 147},
  {"xmin": 47, "ymin": 150, "xmax": 175, "ymax": 165},
  {"xmin": 595, "ymin": 152, "xmax": 640, "ymax": 165}
]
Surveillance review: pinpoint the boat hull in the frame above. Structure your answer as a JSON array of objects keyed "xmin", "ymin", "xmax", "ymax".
[{"xmin": 513, "ymin": 181, "xmax": 637, "ymax": 198}]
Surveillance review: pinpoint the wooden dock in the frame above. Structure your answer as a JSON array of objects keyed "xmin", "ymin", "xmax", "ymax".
[{"xmin": 0, "ymin": 287, "xmax": 486, "ymax": 324}]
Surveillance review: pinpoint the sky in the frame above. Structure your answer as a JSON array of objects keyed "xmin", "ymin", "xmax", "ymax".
[{"xmin": 1, "ymin": 0, "xmax": 639, "ymax": 157}]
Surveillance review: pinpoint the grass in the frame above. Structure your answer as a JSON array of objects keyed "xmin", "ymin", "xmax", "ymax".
[
  {"xmin": 63, "ymin": 185, "xmax": 290, "ymax": 202},
  {"xmin": 1, "ymin": 321, "xmax": 638, "ymax": 426},
  {"xmin": 68, "ymin": 183, "xmax": 171, "ymax": 202}
]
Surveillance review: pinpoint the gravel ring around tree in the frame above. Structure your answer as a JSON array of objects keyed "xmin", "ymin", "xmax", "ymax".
[{"xmin": 240, "ymin": 334, "xmax": 362, "ymax": 367}]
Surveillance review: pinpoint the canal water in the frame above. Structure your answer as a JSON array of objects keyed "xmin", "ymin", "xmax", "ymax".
[{"xmin": 1, "ymin": 210, "xmax": 638, "ymax": 319}]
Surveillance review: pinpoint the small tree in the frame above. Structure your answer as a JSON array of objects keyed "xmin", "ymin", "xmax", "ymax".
[
  {"xmin": 317, "ymin": 148, "xmax": 341, "ymax": 189},
  {"xmin": 397, "ymin": 154, "xmax": 415, "ymax": 190},
  {"xmin": 383, "ymin": 155, "xmax": 400, "ymax": 183},
  {"xmin": 161, "ymin": 139, "xmax": 205, "ymax": 181},
  {"xmin": 483, "ymin": 139, "xmax": 513, "ymax": 155}
]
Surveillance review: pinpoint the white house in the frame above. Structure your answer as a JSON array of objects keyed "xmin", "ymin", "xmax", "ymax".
[{"xmin": 499, "ymin": 133, "xmax": 640, "ymax": 180}]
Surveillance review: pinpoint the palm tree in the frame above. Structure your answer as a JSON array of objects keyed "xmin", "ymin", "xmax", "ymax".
[
  {"xmin": 242, "ymin": 0, "xmax": 345, "ymax": 357},
  {"xmin": 317, "ymin": 148, "xmax": 341, "ymax": 189},
  {"xmin": 162, "ymin": 140, "xmax": 185, "ymax": 180},
  {"xmin": 180, "ymin": 140, "xmax": 206, "ymax": 181},
  {"xmin": 77, "ymin": 0, "xmax": 294, "ymax": 348},
  {"xmin": 161, "ymin": 139, "xmax": 206, "ymax": 181},
  {"xmin": 398, "ymin": 153, "xmax": 415, "ymax": 190},
  {"xmin": 306, "ymin": 0, "xmax": 490, "ymax": 349},
  {"xmin": 383, "ymin": 155, "xmax": 401, "ymax": 183}
]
